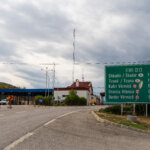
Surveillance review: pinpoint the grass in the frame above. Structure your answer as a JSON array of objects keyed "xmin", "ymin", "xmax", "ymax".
[{"xmin": 96, "ymin": 112, "xmax": 150, "ymax": 131}]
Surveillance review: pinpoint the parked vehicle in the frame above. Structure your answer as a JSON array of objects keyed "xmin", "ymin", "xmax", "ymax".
[{"xmin": 0, "ymin": 99, "xmax": 9, "ymax": 105}]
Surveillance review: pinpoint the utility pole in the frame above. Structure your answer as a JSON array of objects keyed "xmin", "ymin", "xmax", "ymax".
[
  {"xmin": 41, "ymin": 63, "xmax": 58, "ymax": 98},
  {"xmin": 41, "ymin": 66, "xmax": 51, "ymax": 97},
  {"xmin": 47, "ymin": 74, "xmax": 50, "ymax": 96},
  {"xmin": 52, "ymin": 63, "xmax": 56, "ymax": 100},
  {"xmin": 52, "ymin": 63, "xmax": 55, "ymax": 89}
]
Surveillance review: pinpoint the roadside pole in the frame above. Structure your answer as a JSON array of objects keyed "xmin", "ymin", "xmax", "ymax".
[
  {"xmin": 133, "ymin": 104, "xmax": 136, "ymax": 115},
  {"xmin": 146, "ymin": 104, "xmax": 148, "ymax": 117},
  {"xmin": 121, "ymin": 104, "xmax": 123, "ymax": 115}
]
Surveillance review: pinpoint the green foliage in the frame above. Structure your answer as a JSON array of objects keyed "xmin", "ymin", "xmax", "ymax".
[
  {"xmin": 135, "ymin": 104, "xmax": 150, "ymax": 115},
  {"xmin": 35, "ymin": 95, "xmax": 52, "ymax": 106},
  {"xmin": 99, "ymin": 104, "xmax": 150, "ymax": 116},
  {"xmin": 64, "ymin": 89, "xmax": 87, "ymax": 106},
  {"xmin": 79, "ymin": 97, "xmax": 87, "ymax": 105},
  {"xmin": 99, "ymin": 105, "xmax": 121, "ymax": 115},
  {"xmin": 135, "ymin": 104, "xmax": 145, "ymax": 115},
  {"xmin": 0, "ymin": 82, "xmax": 19, "ymax": 89}
]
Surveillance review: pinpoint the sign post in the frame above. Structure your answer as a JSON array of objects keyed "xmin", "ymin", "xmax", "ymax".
[
  {"xmin": 8, "ymin": 95, "xmax": 13, "ymax": 109},
  {"xmin": 146, "ymin": 104, "xmax": 148, "ymax": 117},
  {"xmin": 133, "ymin": 104, "xmax": 136, "ymax": 115},
  {"xmin": 121, "ymin": 104, "xmax": 123, "ymax": 115}
]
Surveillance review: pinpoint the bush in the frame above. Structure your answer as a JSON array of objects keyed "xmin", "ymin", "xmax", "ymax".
[
  {"xmin": 79, "ymin": 97, "xmax": 87, "ymax": 105},
  {"xmin": 35, "ymin": 95, "xmax": 43, "ymax": 105},
  {"xmin": 43, "ymin": 96, "xmax": 52, "ymax": 106},
  {"xmin": 34, "ymin": 95, "xmax": 52, "ymax": 106},
  {"xmin": 135, "ymin": 104, "xmax": 150, "ymax": 116},
  {"xmin": 99, "ymin": 104, "xmax": 150, "ymax": 116},
  {"xmin": 99, "ymin": 105, "xmax": 121, "ymax": 115},
  {"xmin": 64, "ymin": 89, "xmax": 87, "ymax": 106}
]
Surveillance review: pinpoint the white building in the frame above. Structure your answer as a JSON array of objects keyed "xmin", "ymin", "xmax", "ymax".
[{"xmin": 54, "ymin": 79, "xmax": 93, "ymax": 105}]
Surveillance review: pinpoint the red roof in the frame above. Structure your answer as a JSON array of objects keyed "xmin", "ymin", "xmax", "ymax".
[
  {"xmin": 100, "ymin": 92, "xmax": 105, "ymax": 97},
  {"xmin": 54, "ymin": 87, "xmax": 89, "ymax": 91},
  {"xmin": 54, "ymin": 80, "xmax": 93, "ymax": 92},
  {"xmin": 68, "ymin": 82, "xmax": 91, "ymax": 88}
]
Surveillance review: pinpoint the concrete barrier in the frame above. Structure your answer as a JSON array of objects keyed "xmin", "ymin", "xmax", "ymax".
[{"xmin": 127, "ymin": 115, "xmax": 137, "ymax": 122}]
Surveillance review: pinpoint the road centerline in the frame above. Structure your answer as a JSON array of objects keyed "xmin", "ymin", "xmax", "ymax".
[{"xmin": 3, "ymin": 132, "xmax": 34, "ymax": 150}]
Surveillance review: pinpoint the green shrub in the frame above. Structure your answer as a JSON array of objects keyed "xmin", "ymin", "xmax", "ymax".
[
  {"xmin": 64, "ymin": 89, "xmax": 87, "ymax": 106},
  {"xmin": 79, "ymin": 97, "xmax": 87, "ymax": 105},
  {"xmin": 135, "ymin": 104, "xmax": 150, "ymax": 116},
  {"xmin": 123, "ymin": 105, "xmax": 133, "ymax": 115},
  {"xmin": 43, "ymin": 96, "xmax": 52, "ymax": 106},
  {"xmin": 99, "ymin": 104, "xmax": 133, "ymax": 115},
  {"xmin": 35, "ymin": 95, "xmax": 43, "ymax": 105},
  {"xmin": 34, "ymin": 95, "xmax": 52, "ymax": 106},
  {"xmin": 99, "ymin": 104, "xmax": 150, "ymax": 116},
  {"xmin": 100, "ymin": 105, "xmax": 121, "ymax": 115}
]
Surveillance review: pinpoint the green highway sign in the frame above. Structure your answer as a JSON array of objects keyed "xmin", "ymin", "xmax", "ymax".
[{"xmin": 105, "ymin": 65, "xmax": 150, "ymax": 104}]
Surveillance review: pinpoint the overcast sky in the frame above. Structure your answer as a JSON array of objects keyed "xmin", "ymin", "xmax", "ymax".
[{"xmin": 0, "ymin": 0, "xmax": 150, "ymax": 95}]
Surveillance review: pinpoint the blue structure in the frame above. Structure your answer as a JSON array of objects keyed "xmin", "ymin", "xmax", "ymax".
[
  {"xmin": 0, "ymin": 89, "xmax": 53, "ymax": 93},
  {"xmin": 0, "ymin": 89, "xmax": 53, "ymax": 104}
]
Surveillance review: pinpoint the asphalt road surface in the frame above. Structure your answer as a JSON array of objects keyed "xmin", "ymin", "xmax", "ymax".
[
  {"xmin": 0, "ymin": 105, "xmax": 102, "ymax": 150},
  {"xmin": 1, "ymin": 105, "xmax": 150, "ymax": 150}
]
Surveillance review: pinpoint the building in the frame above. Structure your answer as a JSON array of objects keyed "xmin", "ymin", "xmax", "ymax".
[
  {"xmin": 0, "ymin": 89, "xmax": 53, "ymax": 105},
  {"xmin": 54, "ymin": 79, "xmax": 93, "ymax": 105},
  {"xmin": 100, "ymin": 92, "xmax": 105, "ymax": 104}
]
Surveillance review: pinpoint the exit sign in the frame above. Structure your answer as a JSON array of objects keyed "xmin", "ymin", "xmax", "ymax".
[{"xmin": 105, "ymin": 65, "xmax": 150, "ymax": 104}]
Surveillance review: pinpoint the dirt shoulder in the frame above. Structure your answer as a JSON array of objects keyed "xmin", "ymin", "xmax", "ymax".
[{"xmin": 95, "ymin": 111, "xmax": 150, "ymax": 131}]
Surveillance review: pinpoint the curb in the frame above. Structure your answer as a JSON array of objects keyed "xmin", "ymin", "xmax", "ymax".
[{"xmin": 91, "ymin": 111, "xmax": 150, "ymax": 134}]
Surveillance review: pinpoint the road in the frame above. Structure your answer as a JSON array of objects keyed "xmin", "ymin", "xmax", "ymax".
[
  {"xmin": 0, "ymin": 105, "xmax": 102, "ymax": 150},
  {"xmin": 1, "ymin": 106, "xmax": 150, "ymax": 150}
]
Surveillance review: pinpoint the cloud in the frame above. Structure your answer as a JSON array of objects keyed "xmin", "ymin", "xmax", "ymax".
[{"xmin": 0, "ymin": 0, "xmax": 150, "ymax": 94}]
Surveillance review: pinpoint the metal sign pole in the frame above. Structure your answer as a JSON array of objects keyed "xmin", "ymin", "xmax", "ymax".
[
  {"xmin": 121, "ymin": 104, "xmax": 123, "ymax": 115},
  {"xmin": 146, "ymin": 104, "xmax": 148, "ymax": 117},
  {"xmin": 133, "ymin": 104, "xmax": 136, "ymax": 115}
]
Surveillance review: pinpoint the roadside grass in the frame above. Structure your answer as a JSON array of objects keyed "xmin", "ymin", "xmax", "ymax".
[{"xmin": 95, "ymin": 111, "xmax": 150, "ymax": 131}]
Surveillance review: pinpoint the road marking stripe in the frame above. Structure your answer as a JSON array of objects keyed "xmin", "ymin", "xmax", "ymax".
[
  {"xmin": 16, "ymin": 111, "xmax": 26, "ymax": 114},
  {"xmin": 3, "ymin": 111, "xmax": 77, "ymax": 149},
  {"xmin": 56, "ymin": 111, "xmax": 75, "ymax": 119},
  {"xmin": 44, "ymin": 119, "xmax": 56, "ymax": 126},
  {"xmin": 3, "ymin": 132, "xmax": 34, "ymax": 150},
  {"xmin": 0, "ymin": 114, "xmax": 4, "ymax": 117},
  {"xmin": 44, "ymin": 111, "xmax": 76, "ymax": 126}
]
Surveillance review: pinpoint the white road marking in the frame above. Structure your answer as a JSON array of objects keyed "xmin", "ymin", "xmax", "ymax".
[
  {"xmin": 0, "ymin": 114, "xmax": 4, "ymax": 117},
  {"xmin": 44, "ymin": 111, "xmax": 76, "ymax": 126},
  {"xmin": 56, "ymin": 111, "xmax": 76, "ymax": 119},
  {"xmin": 44, "ymin": 119, "xmax": 56, "ymax": 126},
  {"xmin": 16, "ymin": 111, "xmax": 26, "ymax": 114},
  {"xmin": 3, "ymin": 111, "xmax": 77, "ymax": 150},
  {"xmin": 3, "ymin": 132, "xmax": 34, "ymax": 150}
]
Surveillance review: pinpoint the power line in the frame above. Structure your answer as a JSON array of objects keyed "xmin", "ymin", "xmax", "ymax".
[{"xmin": 0, "ymin": 60, "xmax": 150, "ymax": 66}]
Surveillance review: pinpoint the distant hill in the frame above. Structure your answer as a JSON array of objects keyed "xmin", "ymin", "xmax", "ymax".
[{"xmin": 0, "ymin": 82, "xmax": 19, "ymax": 89}]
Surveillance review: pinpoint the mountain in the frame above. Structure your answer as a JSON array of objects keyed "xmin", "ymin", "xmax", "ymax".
[{"xmin": 0, "ymin": 82, "xmax": 19, "ymax": 89}]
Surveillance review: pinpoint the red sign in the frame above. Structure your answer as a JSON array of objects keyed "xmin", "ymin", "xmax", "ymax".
[{"xmin": 8, "ymin": 95, "xmax": 13, "ymax": 101}]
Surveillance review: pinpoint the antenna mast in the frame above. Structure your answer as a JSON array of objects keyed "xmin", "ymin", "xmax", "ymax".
[
  {"xmin": 82, "ymin": 68, "xmax": 85, "ymax": 82},
  {"xmin": 72, "ymin": 28, "xmax": 76, "ymax": 83}
]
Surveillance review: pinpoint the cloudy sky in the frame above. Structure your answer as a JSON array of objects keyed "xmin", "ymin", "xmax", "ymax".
[{"xmin": 0, "ymin": 0, "xmax": 150, "ymax": 94}]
